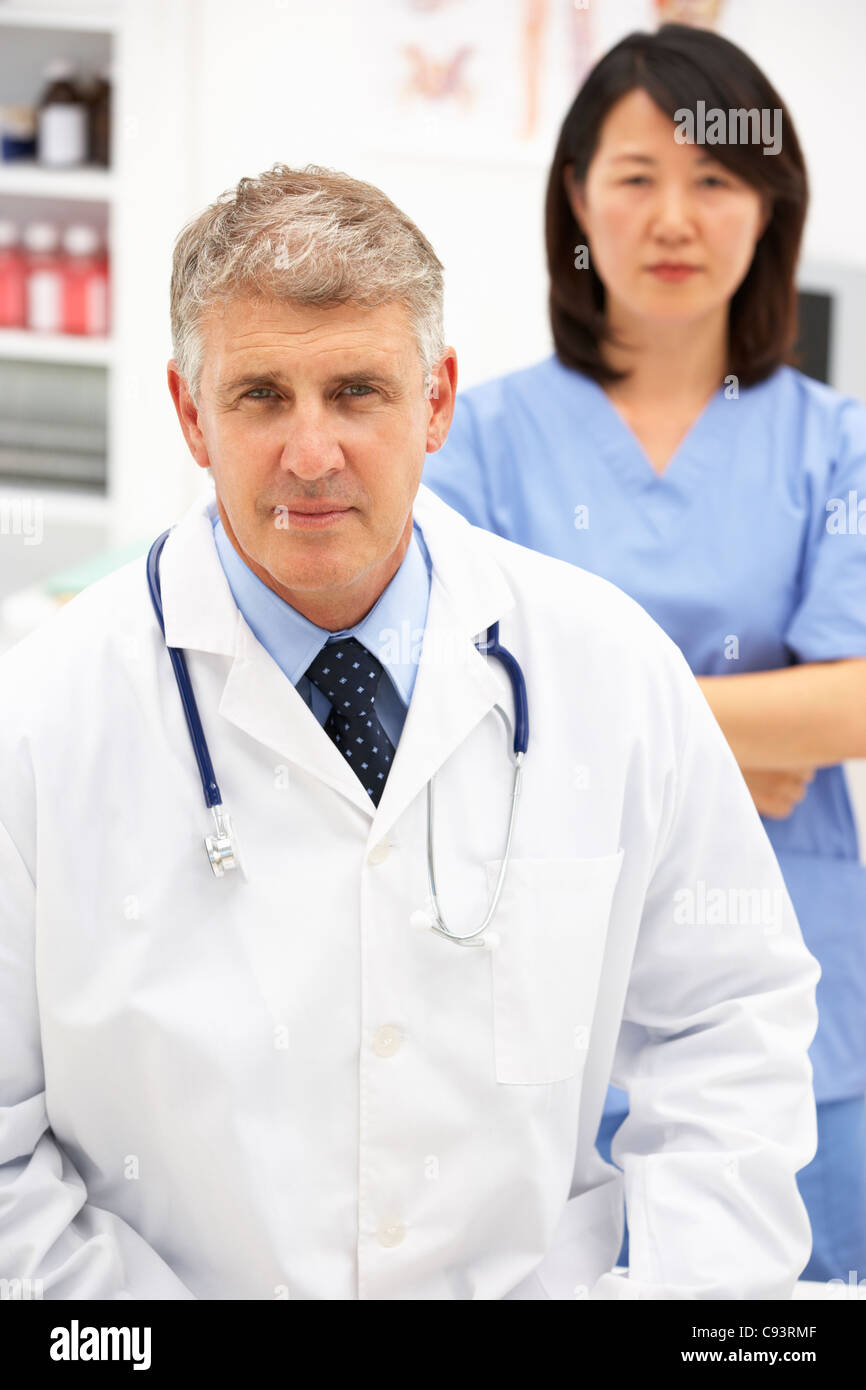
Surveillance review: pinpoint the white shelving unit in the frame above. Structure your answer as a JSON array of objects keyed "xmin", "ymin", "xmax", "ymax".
[
  {"xmin": 0, "ymin": 0, "xmax": 119, "ymax": 602},
  {"xmin": 0, "ymin": 325, "xmax": 112, "ymax": 364},
  {"xmin": 0, "ymin": 158, "xmax": 114, "ymax": 199},
  {"xmin": 0, "ymin": 0, "xmax": 198, "ymax": 630},
  {"xmin": 0, "ymin": 5, "xmax": 117, "ymax": 32},
  {"xmin": 0, "ymin": 474, "xmax": 109, "ymax": 521}
]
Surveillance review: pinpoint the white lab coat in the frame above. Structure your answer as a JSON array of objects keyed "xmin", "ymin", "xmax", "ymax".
[{"xmin": 0, "ymin": 481, "xmax": 820, "ymax": 1301}]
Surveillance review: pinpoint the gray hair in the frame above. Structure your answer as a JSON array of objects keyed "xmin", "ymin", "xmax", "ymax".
[{"xmin": 169, "ymin": 163, "xmax": 446, "ymax": 405}]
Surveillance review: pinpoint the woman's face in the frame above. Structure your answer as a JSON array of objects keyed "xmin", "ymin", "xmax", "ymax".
[{"xmin": 565, "ymin": 88, "xmax": 770, "ymax": 328}]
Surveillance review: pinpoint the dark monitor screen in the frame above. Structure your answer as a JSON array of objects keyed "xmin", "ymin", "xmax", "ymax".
[{"xmin": 793, "ymin": 289, "xmax": 833, "ymax": 384}]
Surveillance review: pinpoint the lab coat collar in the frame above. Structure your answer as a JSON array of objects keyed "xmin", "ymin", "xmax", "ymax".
[{"xmin": 158, "ymin": 481, "xmax": 518, "ymax": 832}]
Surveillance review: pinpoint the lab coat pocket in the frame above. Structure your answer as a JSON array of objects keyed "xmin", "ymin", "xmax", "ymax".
[{"xmin": 485, "ymin": 849, "xmax": 625, "ymax": 1085}]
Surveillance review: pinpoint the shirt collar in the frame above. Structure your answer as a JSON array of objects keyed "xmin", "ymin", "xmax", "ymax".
[{"xmin": 212, "ymin": 511, "xmax": 432, "ymax": 706}]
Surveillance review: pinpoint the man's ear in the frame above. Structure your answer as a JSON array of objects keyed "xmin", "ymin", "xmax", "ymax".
[
  {"xmin": 167, "ymin": 360, "xmax": 211, "ymax": 471},
  {"xmin": 425, "ymin": 347, "xmax": 458, "ymax": 454}
]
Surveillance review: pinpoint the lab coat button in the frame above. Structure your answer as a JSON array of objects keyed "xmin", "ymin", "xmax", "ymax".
[
  {"xmin": 367, "ymin": 840, "xmax": 390, "ymax": 865},
  {"xmin": 371, "ymin": 1025, "xmax": 402, "ymax": 1057},
  {"xmin": 376, "ymin": 1217, "xmax": 406, "ymax": 1247}
]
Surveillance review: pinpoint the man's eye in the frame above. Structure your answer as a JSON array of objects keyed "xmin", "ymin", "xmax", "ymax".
[
  {"xmin": 244, "ymin": 388, "xmax": 276, "ymax": 399},
  {"xmin": 342, "ymin": 384, "xmax": 375, "ymax": 397}
]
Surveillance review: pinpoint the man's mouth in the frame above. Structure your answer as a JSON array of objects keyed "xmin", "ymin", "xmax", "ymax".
[{"xmin": 275, "ymin": 503, "xmax": 354, "ymax": 530}]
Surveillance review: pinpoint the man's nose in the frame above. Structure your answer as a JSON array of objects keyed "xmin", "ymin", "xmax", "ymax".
[{"xmin": 278, "ymin": 406, "xmax": 345, "ymax": 481}]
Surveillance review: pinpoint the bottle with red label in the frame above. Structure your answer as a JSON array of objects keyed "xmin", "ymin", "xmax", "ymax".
[
  {"xmin": 0, "ymin": 220, "xmax": 27, "ymax": 328},
  {"xmin": 23, "ymin": 221, "xmax": 65, "ymax": 333},
  {"xmin": 61, "ymin": 225, "xmax": 110, "ymax": 336}
]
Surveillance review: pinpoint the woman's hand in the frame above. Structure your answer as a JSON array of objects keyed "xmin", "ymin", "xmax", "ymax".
[
  {"xmin": 740, "ymin": 767, "xmax": 817, "ymax": 819},
  {"xmin": 697, "ymin": 662, "xmax": 866, "ymax": 769}
]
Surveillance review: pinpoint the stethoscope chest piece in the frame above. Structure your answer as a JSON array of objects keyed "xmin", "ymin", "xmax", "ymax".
[{"xmin": 206, "ymin": 804, "xmax": 243, "ymax": 878}]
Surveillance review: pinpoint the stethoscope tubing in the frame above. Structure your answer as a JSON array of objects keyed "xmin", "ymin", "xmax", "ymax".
[
  {"xmin": 147, "ymin": 529, "xmax": 222, "ymax": 809},
  {"xmin": 146, "ymin": 527, "xmax": 530, "ymax": 935}
]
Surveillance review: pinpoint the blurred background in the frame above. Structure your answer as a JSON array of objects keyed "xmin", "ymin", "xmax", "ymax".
[{"xmin": 0, "ymin": 0, "xmax": 863, "ymax": 836}]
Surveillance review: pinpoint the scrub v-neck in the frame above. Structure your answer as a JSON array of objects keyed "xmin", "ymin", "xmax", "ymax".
[{"xmin": 573, "ymin": 368, "xmax": 732, "ymax": 503}]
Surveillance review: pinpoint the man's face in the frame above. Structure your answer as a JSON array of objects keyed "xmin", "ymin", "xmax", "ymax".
[{"xmin": 168, "ymin": 296, "xmax": 456, "ymax": 629}]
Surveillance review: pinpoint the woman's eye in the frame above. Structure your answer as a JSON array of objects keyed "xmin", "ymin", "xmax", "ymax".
[
  {"xmin": 623, "ymin": 176, "xmax": 650, "ymax": 185},
  {"xmin": 700, "ymin": 175, "xmax": 728, "ymax": 188}
]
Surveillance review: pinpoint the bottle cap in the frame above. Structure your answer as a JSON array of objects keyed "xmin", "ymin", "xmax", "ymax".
[
  {"xmin": 75, "ymin": 70, "xmax": 101, "ymax": 96},
  {"xmin": 62, "ymin": 224, "xmax": 101, "ymax": 256},
  {"xmin": 42, "ymin": 58, "xmax": 77, "ymax": 82},
  {"xmin": 23, "ymin": 222, "xmax": 60, "ymax": 253}
]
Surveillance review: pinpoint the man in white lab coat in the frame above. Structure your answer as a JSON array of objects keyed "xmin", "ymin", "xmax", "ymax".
[{"xmin": 0, "ymin": 165, "xmax": 819, "ymax": 1300}]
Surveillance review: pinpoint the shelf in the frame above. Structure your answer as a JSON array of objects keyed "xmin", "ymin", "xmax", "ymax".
[
  {"xmin": 0, "ymin": 327, "xmax": 113, "ymax": 365},
  {"xmin": 0, "ymin": 5, "xmax": 118, "ymax": 33},
  {"xmin": 0, "ymin": 161, "xmax": 114, "ymax": 200},
  {"xmin": 0, "ymin": 477, "xmax": 109, "ymax": 525}
]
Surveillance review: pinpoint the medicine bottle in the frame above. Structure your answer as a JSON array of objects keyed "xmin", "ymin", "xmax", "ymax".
[
  {"xmin": 37, "ymin": 60, "xmax": 88, "ymax": 168},
  {"xmin": 0, "ymin": 106, "xmax": 38, "ymax": 162},
  {"xmin": 23, "ymin": 222, "xmax": 64, "ymax": 332},
  {"xmin": 0, "ymin": 220, "xmax": 27, "ymax": 328},
  {"xmin": 61, "ymin": 225, "xmax": 110, "ymax": 335}
]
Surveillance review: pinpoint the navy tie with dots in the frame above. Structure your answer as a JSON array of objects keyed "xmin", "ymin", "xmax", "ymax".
[{"xmin": 304, "ymin": 636, "xmax": 396, "ymax": 807}]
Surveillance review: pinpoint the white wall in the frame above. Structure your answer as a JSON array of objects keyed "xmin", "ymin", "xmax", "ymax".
[
  {"xmin": 177, "ymin": 0, "xmax": 866, "ymax": 407},
  {"xmin": 110, "ymin": 0, "xmax": 866, "ymax": 535}
]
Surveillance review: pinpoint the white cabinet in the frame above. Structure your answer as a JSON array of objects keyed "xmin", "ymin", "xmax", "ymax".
[{"xmin": 0, "ymin": 0, "xmax": 197, "ymax": 607}]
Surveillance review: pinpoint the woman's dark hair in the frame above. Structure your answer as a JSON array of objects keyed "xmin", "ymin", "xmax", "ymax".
[{"xmin": 545, "ymin": 24, "xmax": 808, "ymax": 387}]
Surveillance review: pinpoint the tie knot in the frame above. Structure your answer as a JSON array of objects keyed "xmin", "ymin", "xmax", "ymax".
[{"xmin": 304, "ymin": 635, "xmax": 386, "ymax": 710}]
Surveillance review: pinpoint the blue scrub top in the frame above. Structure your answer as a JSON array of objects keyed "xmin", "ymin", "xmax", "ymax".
[{"xmin": 423, "ymin": 355, "xmax": 866, "ymax": 1106}]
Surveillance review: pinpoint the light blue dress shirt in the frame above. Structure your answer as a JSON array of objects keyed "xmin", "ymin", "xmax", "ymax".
[{"xmin": 212, "ymin": 512, "xmax": 432, "ymax": 750}]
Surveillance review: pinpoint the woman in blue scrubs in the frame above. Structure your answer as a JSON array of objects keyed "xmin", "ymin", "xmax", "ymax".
[{"xmin": 423, "ymin": 23, "xmax": 866, "ymax": 1282}]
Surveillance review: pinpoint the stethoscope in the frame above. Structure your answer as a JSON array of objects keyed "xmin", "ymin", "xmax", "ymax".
[{"xmin": 146, "ymin": 527, "xmax": 529, "ymax": 948}]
